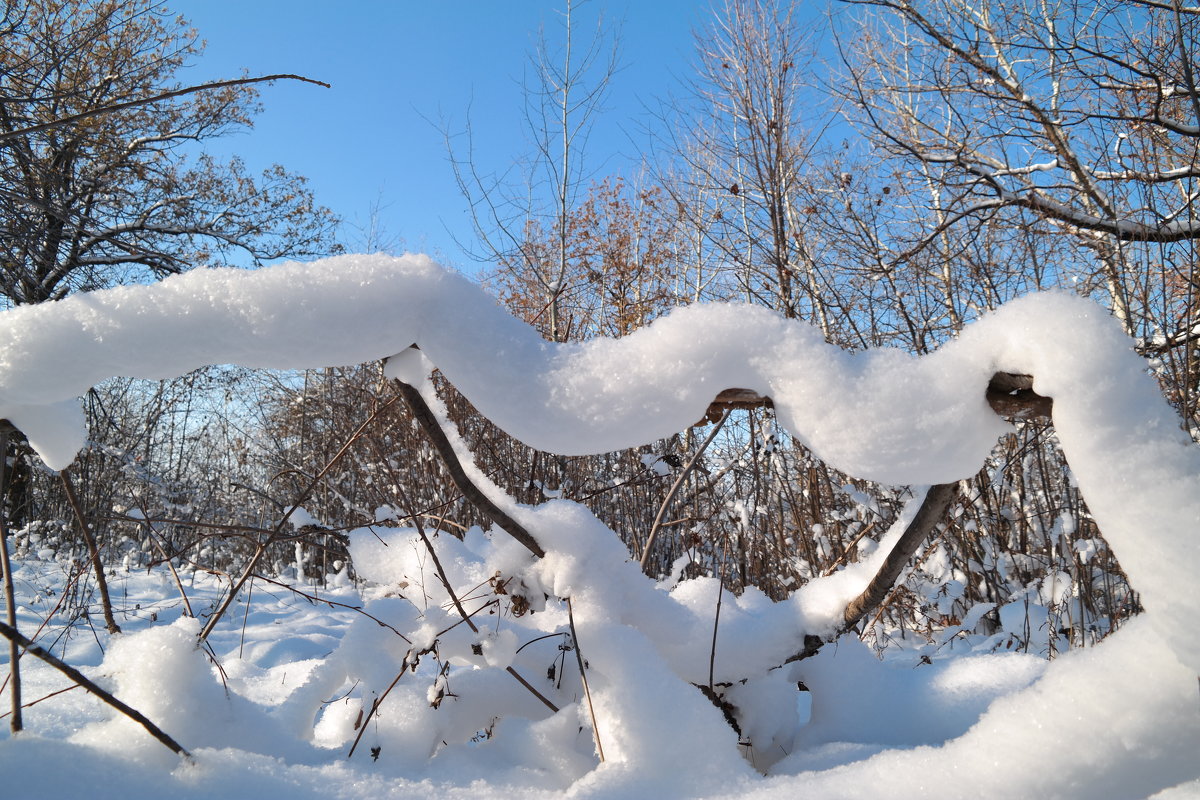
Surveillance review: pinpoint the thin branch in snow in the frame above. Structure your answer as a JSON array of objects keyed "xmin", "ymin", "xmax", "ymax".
[{"xmin": 0, "ymin": 620, "xmax": 191, "ymax": 759}]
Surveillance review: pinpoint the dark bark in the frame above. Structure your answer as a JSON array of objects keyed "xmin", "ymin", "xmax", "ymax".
[
  {"xmin": 392, "ymin": 376, "xmax": 545, "ymax": 559},
  {"xmin": 0, "ymin": 426, "xmax": 21, "ymax": 733},
  {"xmin": 701, "ymin": 372, "xmax": 1052, "ymax": 425},
  {"xmin": 840, "ymin": 482, "xmax": 959, "ymax": 631},
  {"xmin": 786, "ymin": 482, "xmax": 959, "ymax": 664},
  {"xmin": 0, "ymin": 619, "xmax": 190, "ymax": 758},
  {"xmin": 60, "ymin": 469, "xmax": 120, "ymax": 634}
]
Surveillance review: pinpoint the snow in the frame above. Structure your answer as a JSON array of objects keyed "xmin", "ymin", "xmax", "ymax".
[
  {"xmin": 0, "ymin": 254, "xmax": 1198, "ymax": 798},
  {"xmin": 0, "ymin": 253, "xmax": 1004, "ymax": 480}
]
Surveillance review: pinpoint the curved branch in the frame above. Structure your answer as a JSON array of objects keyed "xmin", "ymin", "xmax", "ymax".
[
  {"xmin": 0, "ymin": 74, "xmax": 330, "ymax": 144},
  {"xmin": 700, "ymin": 372, "xmax": 1053, "ymax": 423},
  {"xmin": 641, "ymin": 410, "xmax": 730, "ymax": 574}
]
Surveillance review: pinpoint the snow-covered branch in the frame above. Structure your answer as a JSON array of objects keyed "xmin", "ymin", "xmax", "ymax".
[{"xmin": 0, "ymin": 254, "xmax": 1194, "ymax": 677}]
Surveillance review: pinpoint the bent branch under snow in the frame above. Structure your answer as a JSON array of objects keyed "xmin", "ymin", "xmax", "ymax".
[
  {"xmin": 0, "ymin": 254, "xmax": 1194, "ymax": 672},
  {"xmin": 703, "ymin": 372, "xmax": 1051, "ymax": 423}
]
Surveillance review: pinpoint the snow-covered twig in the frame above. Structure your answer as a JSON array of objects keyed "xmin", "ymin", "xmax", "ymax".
[
  {"xmin": 0, "ymin": 426, "xmax": 20, "ymax": 733},
  {"xmin": 567, "ymin": 597, "xmax": 604, "ymax": 763},
  {"xmin": 410, "ymin": 516, "xmax": 559, "ymax": 714},
  {"xmin": 840, "ymin": 482, "xmax": 959, "ymax": 632},
  {"xmin": 641, "ymin": 409, "xmax": 730, "ymax": 575}
]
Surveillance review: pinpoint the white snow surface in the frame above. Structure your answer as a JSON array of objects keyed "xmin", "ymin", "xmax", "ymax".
[{"xmin": 1, "ymin": 253, "xmax": 1198, "ymax": 798}]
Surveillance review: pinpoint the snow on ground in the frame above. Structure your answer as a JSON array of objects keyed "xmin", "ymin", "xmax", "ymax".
[{"xmin": 0, "ymin": 254, "xmax": 1197, "ymax": 798}]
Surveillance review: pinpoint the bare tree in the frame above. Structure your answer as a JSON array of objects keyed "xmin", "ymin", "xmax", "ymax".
[
  {"xmin": 448, "ymin": 0, "xmax": 619, "ymax": 342},
  {"xmin": 836, "ymin": 1, "xmax": 1200, "ymax": 332},
  {"xmin": 0, "ymin": 0, "xmax": 340, "ymax": 306},
  {"xmin": 660, "ymin": 0, "xmax": 833, "ymax": 329}
]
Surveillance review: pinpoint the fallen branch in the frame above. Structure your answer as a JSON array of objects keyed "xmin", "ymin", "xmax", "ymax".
[
  {"xmin": 0, "ymin": 620, "xmax": 191, "ymax": 759},
  {"xmin": 698, "ymin": 377, "xmax": 1028, "ymax": 665}
]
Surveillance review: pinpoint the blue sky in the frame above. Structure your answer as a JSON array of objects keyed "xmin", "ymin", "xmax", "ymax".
[{"xmin": 173, "ymin": 1, "xmax": 718, "ymax": 272}]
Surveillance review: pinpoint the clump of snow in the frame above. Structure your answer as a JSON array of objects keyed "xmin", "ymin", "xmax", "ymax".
[
  {"xmin": 383, "ymin": 346, "xmax": 433, "ymax": 386},
  {"xmin": 0, "ymin": 253, "xmax": 1004, "ymax": 479},
  {"xmin": 286, "ymin": 507, "xmax": 320, "ymax": 530},
  {"xmin": 770, "ymin": 618, "xmax": 1200, "ymax": 799},
  {"xmin": 72, "ymin": 617, "xmax": 302, "ymax": 767}
]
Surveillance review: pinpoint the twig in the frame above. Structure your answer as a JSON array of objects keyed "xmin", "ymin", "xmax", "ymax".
[
  {"xmin": 130, "ymin": 499, "xmax": 194, "ymax": 618},
  {"xmin": 641, "ymin": 410, "xmax": 730, "ymax": 574},
  {"xmin": 413, "ymin": 518, "xmax": 477, "ymax": 630},
  {"xmin": 0, "ymin": 620, "xmax": 190, "ymax": 758},
  {"xmin": 435, "ymin": 600, "xmax": 499, "ymax": 638},
  {"xmin": 0, "ymin": 425, "xmax": 21, "ymax": 732},
  {"xmin": 238, "ymin": 577, "xmax": 254, "ymax": 659},
  {"xmin": 248, "ymin": 573, "xmax": 411, "ymax": 643},
  {"xmin": 567, "ymin": 597, "xmax": 604, "ymax": 762},
  {"xmin": 199, "ymin": 396, "xmax": 397, "ymax": 641},
  {"xmin": 820, "ymin": 520, "xmax": 878, "ymax": 577},
  {"xmin": 0, "ymin": 682, "xmax": 81, "ymax": 718},
  {"xmin": 505, "ymin": 665, "xmax": 559, "ymax": 712},
  {"xmin": 411, "ymin": 517, "xmax": 558, "ymax": 713},
  {"xmin": 60, "ymin": 469, "xmax": 120, "ymax": 634},
  {"xmin": 346, "ymin": 667, "xmax": 408, "ymax": 760},
  {"xmin": 709, "ymin": 537, "xmax": 730, "ymax": 692}
]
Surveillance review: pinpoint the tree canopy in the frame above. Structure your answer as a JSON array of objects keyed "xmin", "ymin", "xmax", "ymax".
[{"xmin": 0, "ymin": 0, "xmax": 339, "ymax": 306}]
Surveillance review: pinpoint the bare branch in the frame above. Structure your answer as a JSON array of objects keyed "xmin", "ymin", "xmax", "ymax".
[
  {"xmin": 391, "ymin": 376, "xmax": 545, "ymax": 559},
  {"xmin": 0, "ymin": 74, "xmax": 330, "ymax": 144},
  {"xmin": 840, "ymin": 482, "xmax": 958, "ymax": 631},
  {"xmin": 698, "ymin": 373, "xmax": 1053, "ymax": 423}
]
